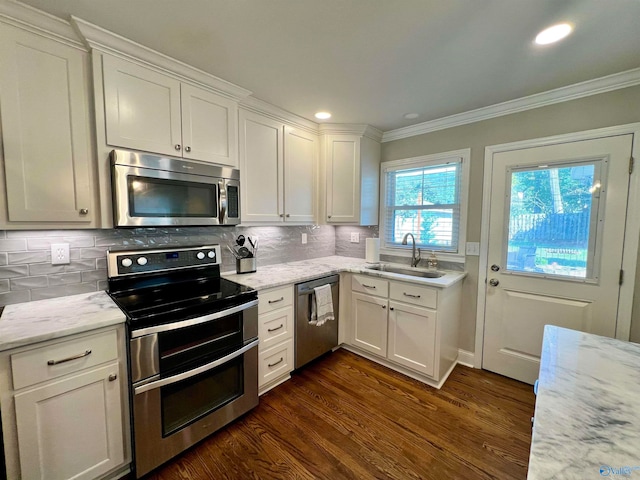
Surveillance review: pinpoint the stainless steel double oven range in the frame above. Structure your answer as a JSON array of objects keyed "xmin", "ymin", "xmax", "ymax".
[{"xmin": 107, "ymin": 245, "xmax": 258, "ymax": 478}]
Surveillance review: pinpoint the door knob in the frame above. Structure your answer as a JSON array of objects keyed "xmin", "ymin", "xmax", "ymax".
[
  {"xmin": 491, "ymin": 264, "xmax": 500, "ymax": 272},
  {"xmin": 489, "ymin": 278, "xmax": 499, "ymax": 287}
]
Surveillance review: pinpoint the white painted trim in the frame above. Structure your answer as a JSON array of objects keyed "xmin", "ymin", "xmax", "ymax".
[
  {"xmin": 382, "ymin": 68, "xmax": 640, "ymax": 143},
  {"xmin": 0, "ymin": 0, "xmax": 85, "ymax": 49},
  {"xmin": 456, "ymin": 349, "xmax": 475, "ymax": 368},
  {"xmin": 319, "ymin": 123, "xmax": 383, "ymax": 142},
  {"xmin": 475, "ymin": 123, "xmax": 640, "ymax": 369},
  {"xmin": 71, "ymin": 16, "xmax": 252, "ymax": 101},
  {"xmin": 239, "ymin": 97, "xmax": 319, "ymax": 135}
]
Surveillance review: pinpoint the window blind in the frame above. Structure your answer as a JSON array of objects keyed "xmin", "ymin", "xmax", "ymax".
[{"xmin": 382, "ymin": 159, "xmax": 461, "ymax": 253}]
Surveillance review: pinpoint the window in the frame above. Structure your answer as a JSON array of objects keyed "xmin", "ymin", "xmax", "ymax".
[{"xmin": 380, "ymin": 149, "xmax": 470, "ymax": 261}]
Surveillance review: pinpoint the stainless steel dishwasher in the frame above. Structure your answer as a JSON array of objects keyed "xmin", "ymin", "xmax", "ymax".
[{"xmin": 295, "ymin": 275, "xmax": 340, "ymax": 369}]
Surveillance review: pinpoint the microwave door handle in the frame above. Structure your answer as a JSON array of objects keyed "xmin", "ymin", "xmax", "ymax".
[{"xmin": 218, "ymin": 180, "xmax": 227, "ymax": 224}]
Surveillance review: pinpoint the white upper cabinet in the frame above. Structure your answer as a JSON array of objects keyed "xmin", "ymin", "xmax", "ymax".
[
  {"xmin": 239, "ymin": 109, "xmax": 317, "ymax": 224},
  {"xmin": 323, "ymin": 131, "xmax": 380, "ymax": 225},
  {"xmin": 102, "ymin": 55, "xmax": 239, "ymax": 167},
  {"xmin": 0, "ymin": 23, "xmax": 95, "ymax": 225}
]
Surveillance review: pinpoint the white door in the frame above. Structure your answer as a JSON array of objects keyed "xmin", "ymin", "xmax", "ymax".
[
  {"xmin": 14, "ymin": 363, "xmax": 124, "ymax": 480},
  {"xmin": 326, "ymin": 135, "xmax": 360, "ymax": 223},
  {"xmin": 351, "ymin": 292, "xmax": 388, "ymax": 357},
  {"xmin": 181, "ymin": 83, "xmax": 238, "ymax": 167},
  {"xmin": 483, "ymin": 135, "xmax": 633, "ymax": 384},
  {"xmin": 238, "ymin": 110, "xmax": 284, "ymax": 222},
  {"xmin": 103, "ymin": 55, "xmax": 182, "ymax": 156},
  {"xmin": 284, "ymin": 125, "xmax": 317, "ymax": 222}
]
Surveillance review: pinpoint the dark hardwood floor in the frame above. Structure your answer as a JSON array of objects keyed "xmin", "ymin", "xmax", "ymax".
[{"xmin": 143, "ymin": 349, "xmax": 535, "ymax": 480}]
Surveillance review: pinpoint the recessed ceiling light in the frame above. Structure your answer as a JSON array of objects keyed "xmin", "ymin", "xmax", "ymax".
[
  {"xmin": 403, "ymin": 113, "xmax": 420, "ymax": 119},
  {"xmin": 315, "ymin": 111, "xmax": 332, "ymax": 120},
  {"xmin": 535, "ymin": 23, "xmax": 573, "ymax": 45}
]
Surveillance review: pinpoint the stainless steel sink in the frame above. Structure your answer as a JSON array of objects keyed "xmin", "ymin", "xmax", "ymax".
[{"xmin": 365, "ymin": 264, "xmax": 445, "ymax": 278}]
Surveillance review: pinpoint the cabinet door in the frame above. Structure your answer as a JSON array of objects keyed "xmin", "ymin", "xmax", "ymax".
[
  {"xmin": 351, "ymin": 292, "xmax": 388, "ymax": 357},
  {"xmin": 239, "ymin": 110, "xmax": 284, "ymax": 222},
  {"xmin": 326, "ymin": 135, "xmax": 360, "ymax": 223},
  {"xmin": 0, "ymin": 25, "xmax": 93, "ymax": 223},
  {"xmin": 181, "ymin": 84, "xmax": 238, "ymax": 167},
  {"xmin": 284, "ymin": 126, "xmax": 316, "ymax": 222},
  {"xmin": 388, "ymin": 301, "xmax": 436, "ymax": 376},
  {"xmin": 14, "ymin": 363, "xmax": 124, "ymax": 480},
  {"xmin": 103, "ymin": 55, "xmax": 182, "ymax": 156}
]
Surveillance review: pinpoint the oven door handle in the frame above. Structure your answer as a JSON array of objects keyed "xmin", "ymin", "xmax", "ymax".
[
  {"xmin": 134, "ymin": 338, "xmax": 259, "ymax": 395},
  {"xmin": 131, "ymin": 299, "xmax": 258, "ymax": 338}
]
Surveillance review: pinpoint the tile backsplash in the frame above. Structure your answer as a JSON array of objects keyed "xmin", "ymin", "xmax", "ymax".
[{"xmin": 0, "ymin": 225, "xmax": 335, "ymax": 306}]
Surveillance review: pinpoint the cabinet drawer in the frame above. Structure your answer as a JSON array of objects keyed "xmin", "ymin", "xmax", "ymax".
[
  {"xmin": 12, "ymin": 330, "xmax": 118, "ymax": 390},
  {"xmin": 259, "ymin": 306, "xmax": 294, "ymax": 350},
  {"xmin": 258, "ymin": 339, "xmax": 293, "ymax": 388},
  {"xmin": 390, "ymin": 282, "xmax": 437, "ymax": 309},
  {"xmin": 351, "ymin": 274, "xmax": 388, "ymax": 298},
  {"xmin": 259, "ymin": 285, "xmax": 293, "ymax": 314}
]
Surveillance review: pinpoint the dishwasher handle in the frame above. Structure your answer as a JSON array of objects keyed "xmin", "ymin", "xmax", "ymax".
[{"xmin": 296, "ymin": 275, "xmax": 340, "ymax": 295}]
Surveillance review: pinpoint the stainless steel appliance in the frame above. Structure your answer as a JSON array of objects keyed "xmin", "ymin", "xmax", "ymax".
[
  {"xmin": 295, "ymin": 275, "xmax": 339, "ymax": 369},
  {"xmin": 110, "ymin": 149, "xmax": 240, "ymax": 227},
  {"xmin": 107, "ymin": 245, "xmax": 258, "ymax": 478}
]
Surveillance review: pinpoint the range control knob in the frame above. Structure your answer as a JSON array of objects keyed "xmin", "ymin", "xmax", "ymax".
[
  {"xmin": 207, "ymin": 250, "xmax": 216, "ymax": 259},
  {"xmin": 137, "ymin": 257, "xmax": 148, "ymax": 266},
  {"xmin": 121, "ymin": 258, "xmax": 133, "ymax": 268},
  {"xmin": 196, "ymin": 251, "xmax": 206, "ymax": 260}
]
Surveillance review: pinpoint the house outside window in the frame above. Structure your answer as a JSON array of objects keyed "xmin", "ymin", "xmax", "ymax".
[{"xmin": 379, "ymin": 149, "xmax": 470, "ymax": 262}]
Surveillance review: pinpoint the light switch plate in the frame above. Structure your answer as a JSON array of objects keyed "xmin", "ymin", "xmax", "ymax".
[
  {"xmin": 350, "ymin": 232, "xmax": 360, "ymax": 243},
  {"xmin": 51, "ymin": 243, "xmax": 70, "ymax": 265},
  {"xmin": 465, "ymin": 242, "xmax": 480, "ymax": 256}
]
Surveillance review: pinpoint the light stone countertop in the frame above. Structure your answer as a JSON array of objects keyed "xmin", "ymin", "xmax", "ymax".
[
  {"xmin": 223, "ymin": 255, "xmax": 466, "ymax": 290},
  {"xmin": 0, "ymin": 291, "xmax": 126, "ymax": 352},
  {"xmin": 528, "ymin": 325, "xmax": 640, "ymax": 479}
]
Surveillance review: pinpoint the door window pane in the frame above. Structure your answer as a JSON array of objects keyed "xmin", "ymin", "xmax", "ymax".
[{"xmin": 506, "ymin": 161, "xmax": 602, "ymax": 279}]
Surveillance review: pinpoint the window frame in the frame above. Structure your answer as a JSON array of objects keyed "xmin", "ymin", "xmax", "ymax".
[{"xmin": 379, "ymin": 148, "xmax": 470, "ymax": 263}]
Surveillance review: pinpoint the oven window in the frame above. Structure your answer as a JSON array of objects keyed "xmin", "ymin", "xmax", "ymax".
[
  {"xmin": 161, "ymin": 356, "xmax": 243, "ymax": 436},
  {"xmin": 128, "ymin": 175, "xmax": 218, "ymax": 217}
]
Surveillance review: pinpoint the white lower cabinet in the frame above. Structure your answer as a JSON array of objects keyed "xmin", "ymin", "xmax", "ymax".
[
  {"xmin": 0, "ymin": 326, "xmax": 130, "ymax": 480},
  {"xmin": 346, "ymin": 274, "xmax": 461, "ymax": 386},
  {"xmin": 258, "ymin": 285, "xmax": 295, "ymax": 394}
]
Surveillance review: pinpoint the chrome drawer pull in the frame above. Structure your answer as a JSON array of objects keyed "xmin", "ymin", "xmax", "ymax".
[
  {"xmin": 268, "ymin": 324, "xmax": 284, "ymax": 332},
  {"xmin": 403, "ymin": 293, "xmax": 421, "ymax": 298},
  {"xmin": 268, "ymin": 357, "xmax": 284, "ymax": 368},
  {"xmin": 268, "ymin": 297, "xmax": 284, "ymax": 304},
  {"xmin": 47, "ymin": 350, "xmax": 92, "ymax": 365},
  {"xmin": 108, "ymin": 374, "xmax": 118, "ymax": 382},
  {"xmin": 362, "ymin": 284, "xmax": 376, "ymax": 289}
]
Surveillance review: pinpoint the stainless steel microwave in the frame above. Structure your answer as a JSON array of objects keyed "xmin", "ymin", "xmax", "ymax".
[{"xmin": 110, "ymin": 149, "xmax": 240, "ymax": 227}]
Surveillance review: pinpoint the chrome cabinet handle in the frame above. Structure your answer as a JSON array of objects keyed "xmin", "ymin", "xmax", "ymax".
[
  {"xmin": 47, "ymin": 350, "xmax": 91, "ymax": 365},
  {"xmin": 362, "ymin": 284, "xmax": 376, "ymax": 289},
  {"xmin": 174, "ymin": 144, "xmax": 181, "ymax": 151},
  {"xmin": 382, "ymin": 305, "xmax": 386, "ymax": 309},
  {"xmin": 268, "ymin": 297, "xmax": 284, "ymax": 304},
  {"xmin": 268, "ymin": 324, "xmax": 284, "ymax": 332},
  {"xmin": 79, "ymin": 208, "xmax": 89, "ymax": 215},
  {"xmin": 185, "ymin": 146, "xmax": 191, "ymax": 152},
  {"xmin": 390, "ymin": 307, "xmax": 395, "ymax": 311},
  {"xmin": 489, "ymin": 278, "xmax": 500, "ymax": 287},
  {"xmin": 328, "ymin": 215, "xmax": 332, "ymax": 219},
  {"xmin": 268, "ymin": 357, "xmax": 284, "ymax": 368},
  {"xmin": 108, "ymin": 374, "xmax": 118, "ymax": 382},
  {"xmin": 285, "ymin": 214, "xmax": 291, "ymax": 217},
  {"xmin": 403, "ymin": 292, "xmax": 421, "ymax": 298},
  {"xmin": 279, "ymin": 214, "xmax": 285, "ymax": 218}
]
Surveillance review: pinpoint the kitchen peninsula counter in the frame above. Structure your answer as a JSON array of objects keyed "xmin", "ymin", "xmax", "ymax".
[
  {"xmin": 528, "ymin": 325, "xmax": 640, "ymax": 479},
  {"xmin": 223, "ymin": 255, "xmax": 466, "ymax": 290}
]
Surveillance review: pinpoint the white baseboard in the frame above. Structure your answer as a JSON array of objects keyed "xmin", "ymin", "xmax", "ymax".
[{"xmin": 457, "ymin": 349, "xmax": 475, "ymax": 368}]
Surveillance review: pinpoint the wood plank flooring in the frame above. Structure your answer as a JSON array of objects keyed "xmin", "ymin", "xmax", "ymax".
[{"xmin": 143, "ymin": 350, "xmax": 535, "ymax": 479}]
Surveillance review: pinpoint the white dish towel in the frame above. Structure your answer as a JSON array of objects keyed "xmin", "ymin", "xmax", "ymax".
[{"xmin": 310, "ymin": 284, "xmax": 334, "ymax": 327}]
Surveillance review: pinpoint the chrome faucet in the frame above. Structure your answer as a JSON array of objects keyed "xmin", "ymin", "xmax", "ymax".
[{"xmin": 401, "ymin": 233, "xmax": 421, "ymax": 267}]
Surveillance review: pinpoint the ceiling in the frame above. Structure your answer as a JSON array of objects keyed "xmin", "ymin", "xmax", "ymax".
[{"xmin": 18, "ymin": 0, "xmax": 640, "ymax": 132}]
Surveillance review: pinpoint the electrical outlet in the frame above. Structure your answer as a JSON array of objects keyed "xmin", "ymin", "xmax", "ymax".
[
  {"xmin": 350, "ymin": 232, "xmax": 360, "ymax": 243},
  {"xmin": 465, "ymin": 242, "xmax": 480, "ymax": 256},
  {"xmin": 301, "ymin": 233, "xmax": 308, "ymax": 244},
  {"xmin": 51, "ymin": 243, "xmax": 70, "ymax": 265}
]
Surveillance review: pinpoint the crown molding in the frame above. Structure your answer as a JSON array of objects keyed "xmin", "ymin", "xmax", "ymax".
[
  {"xmin": 71, "ymin": 16, "xmax": 252, "ymax": 101},
  {"xmin": 319, "ymin": 123, "xmax": 383, "ymax": 142},
  {"xmin": 239, "ymin": 97, "xmax": 319, "ymax": 135},
  {"xmin": 382, "ymin": 67, "xmax": 640, "ymax": 143},
  {"xmin": 0, "ymin": 0, "xmax": 85, "ymax": 49}
]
